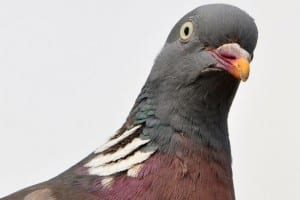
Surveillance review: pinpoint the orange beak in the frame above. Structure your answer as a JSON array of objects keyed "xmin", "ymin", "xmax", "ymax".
[
  {"xmin": 209, "ymin": 43, "xmax": 251, "ymax": 82},
  {"xmin": 230, "ymin": 57, "xmax": 250, "ymax": 82}
]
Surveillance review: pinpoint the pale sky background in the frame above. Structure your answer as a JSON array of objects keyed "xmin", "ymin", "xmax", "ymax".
[{"xmin": 0, "ymin": 0, "xmax": 299, "ymax": 199}]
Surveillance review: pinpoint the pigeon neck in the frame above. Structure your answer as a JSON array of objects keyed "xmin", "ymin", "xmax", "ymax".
[{"xmin": 129, "ymin": 76, "xmax": 239, "ymax": 158}]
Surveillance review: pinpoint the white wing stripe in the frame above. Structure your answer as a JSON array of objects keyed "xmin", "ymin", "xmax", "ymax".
[
  {"xmin": 94, "ymin": 125, "xmax": 141, "ymax": 153},
  {"xmin": 85, "ymin": 137, "xmax": 150, "ymax": 167}
]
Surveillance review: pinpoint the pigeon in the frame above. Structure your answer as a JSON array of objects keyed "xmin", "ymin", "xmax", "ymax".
[{"xmin": 1, "ymin": 3, "xmax": 258, "ymax": 200}]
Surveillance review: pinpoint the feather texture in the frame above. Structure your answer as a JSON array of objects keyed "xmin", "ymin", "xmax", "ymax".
[
  {"xmin": 94, "ymin": 125, "xmax": 141, "ymax": 153},
  {"xmin": 85, "ymin": 137, "xmax": 150, "ymax": 167},
  {"xmin": 88, "ymin": 146, "xmax": 157, "ymax": 176}
]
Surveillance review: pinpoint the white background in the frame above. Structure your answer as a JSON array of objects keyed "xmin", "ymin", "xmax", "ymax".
[{"xmin": 0, "ymin": 1, "xmax": 299, "ymax": 199}]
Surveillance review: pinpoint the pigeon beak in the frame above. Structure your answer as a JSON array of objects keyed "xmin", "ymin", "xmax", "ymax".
[{"xmin": 208, "ymin": 43, "xmax": 251, "ymax": 82}]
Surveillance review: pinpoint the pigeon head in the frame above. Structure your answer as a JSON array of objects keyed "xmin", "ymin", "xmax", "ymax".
[
  {"xmin": 164, "ymin": 4, "xmax": 257, "ymax": 81},
  {"xmin": 131, "ymin": 4, "xmax": 258, "ymax": 152},
  {"xmin": 150, "ymin": 4, "xmax": 257, "ymax": 84}
]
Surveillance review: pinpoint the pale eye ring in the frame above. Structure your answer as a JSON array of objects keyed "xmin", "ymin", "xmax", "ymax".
[{"xmin": 179, "ymin": 21, "xmax": 194, "ymax": 43}]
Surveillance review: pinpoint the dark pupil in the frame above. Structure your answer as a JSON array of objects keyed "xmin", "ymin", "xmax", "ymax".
[{"xmin": 184, "ymin": 27, "xmax": 189, "ymax": 36}]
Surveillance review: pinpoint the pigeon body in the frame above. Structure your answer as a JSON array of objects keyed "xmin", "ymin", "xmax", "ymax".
[{"xmin": 2, "ymin": 4, "xmax": 258, "ymax": 200}]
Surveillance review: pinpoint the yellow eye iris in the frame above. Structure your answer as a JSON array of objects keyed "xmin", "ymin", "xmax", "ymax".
[{"xmin": 179, "ymin": 21, "xmax": 194, "ymax": 43}]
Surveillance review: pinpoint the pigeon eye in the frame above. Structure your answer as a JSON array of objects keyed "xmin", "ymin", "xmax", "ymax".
[{"xmin": 179, "ymin": 21, "xmax": 194, "ymax": 43}]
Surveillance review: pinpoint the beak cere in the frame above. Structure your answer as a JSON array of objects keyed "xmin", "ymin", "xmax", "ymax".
[{"xmin": 209, "ymin": 43, "xmax": 251, "ymax": 82}]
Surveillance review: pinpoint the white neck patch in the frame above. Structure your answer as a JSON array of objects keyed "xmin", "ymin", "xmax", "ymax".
[{"xmin": 84, "ymin": 125, "xmax": 157, "ymax": 177}]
